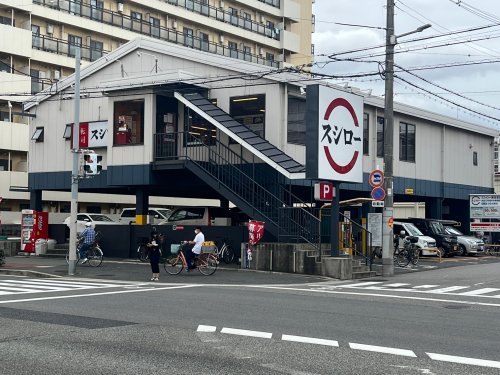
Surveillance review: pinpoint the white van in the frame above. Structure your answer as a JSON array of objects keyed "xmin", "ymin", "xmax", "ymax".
[
  {"xmin": 119, "ymin": 207, "xmax": 172, "ymax": 224},
  {"xmin": 393, "ymin": 221, "xmax": 440, "ymax": 256}
]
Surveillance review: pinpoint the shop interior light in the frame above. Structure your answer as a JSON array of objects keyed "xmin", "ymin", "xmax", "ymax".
[{"xmin": 232, "ymin": 97, "xmax": 258, "ymax": 102}]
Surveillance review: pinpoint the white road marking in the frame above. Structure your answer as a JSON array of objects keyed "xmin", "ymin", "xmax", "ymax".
[
  {"xmin": 339, "ymin": 282, "xmax": 383, "ymax": 288},
  {"xmin": 0, "ymin": 282, "xmax": 69, "ymax": 293},
  {"xmin": 412, "ymin": 285, "xmax": 440, "ymax": 289},
  {"xmin": 384, "ymin": 283, "xmax": 410, "ymax": 287},
  {"xmin": 0, "ymin": 285, "xmax": 196, "ymax": 304},
  {"xmin": 427, "ymin": 352, "xmax": 500, "ymax": 369},
  {"xmin": 281, "ymin": 334, "xmax": 338, "ymax": 347},
  {"xmin": 429, "ymin": 286, "xmax": 470, "ymax": 293},
  {"xmin": 459, "ymin": 288, "xmax": 500, "ymax": 296},
  {"xmin": 197, "ymin": 325, "xmax": 217, "ymax": 333},
  {"xmin": 221, "ymin": 327, "xmax": 272, "ymax": 339},
  {"xmin": 350, "ymin": 343, "xmax": 417, "ymax": 357},
  {"xmin": 10, "ymin": 279, "xmax": 119, "ymax": 287},
  {"xmin": 253, "ymin": 286, "xmax": 500, "ymax": 308}
]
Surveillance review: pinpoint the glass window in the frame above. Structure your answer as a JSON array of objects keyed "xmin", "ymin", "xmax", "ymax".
[
  {"xmin": 473, "ymin": 151, "xmax": 478, "ymax": 166},
  {"xmin": 200, "ymin": 32, "xmax": 209, "ymax": 51},
  {"xmin": 150, "ymin": 16, "xmax": 160, "ymax": 38},
  {"xmin": 31, "ymin": 127, "xmax": 44, "ymax": 142},
  {"xmin": 113, "ymin": 100, "xmax": 144, "ymax": 145},
  {"xmin": 184, "ymin": 107, "xmax": 216, "ymax": 146},
  {"xmin": 363, "ymin": 113, "xmax": 369, "ymax": 155},
  {"xmin": 30, "ymin": 69, "xmax": 41, "ymax": 93},
  {"xmin": 63, "ymin": 124, "xmax": 72, "ymax": 139},
  {"xmin": 184, "ymin": 27, "xmax": 193, "ymax": 48},
  {"xmin": 287, "ymin": 97, "xmax": 306, "ymax": 145},
  {"xmin": 243, "ymin": 46, "xmax": 252, "ymax": 61},
  {"xmin": 131, "ymin": 11, "xmax": 142, "ymax": 21},
  {"xmin": 399, "ymin": 122, "xmax": 416, "ymax": 162},
  {"xmin": 230, "ymin": 94, "xmax": 265, "ymax": 139},
  {"xmin": 69, "ymin": 0, "xmax": 81, "ymax": 15},
  {"xmin": 90, "ymin": 40, "xmax": 103, "ymax": 61},
  {"xmin": 376, "ymin": 116, "xmax": 384, "ymax": 157},
  {"xmin": 68, "ymin": 34, "xmax": 82, "ymax": 57},
  {"xmin": 91, "ymin": 0, "xmax": 103, "ymax": 20}
]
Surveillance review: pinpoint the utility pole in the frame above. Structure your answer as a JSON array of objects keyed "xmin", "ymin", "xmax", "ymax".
[
  {"xmin": 382, "ymin": 0, "xmax": 431, "ymax": 276},
  {"xmin": 68, "ymin": 48, "xmax": 81, "ymax": 276}
]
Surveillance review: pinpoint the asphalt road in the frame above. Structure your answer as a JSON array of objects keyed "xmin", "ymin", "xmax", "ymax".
[{"xmin": 1, "ymin": 256, "xmax": 500, "ymax": 374}]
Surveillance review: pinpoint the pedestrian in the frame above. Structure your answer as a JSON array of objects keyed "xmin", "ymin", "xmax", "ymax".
[
  {"xmin": 148, "ymin": 227, "xmax": 161, "ymax": 281},
  {"xmin": 184, "ymin": 226, "xmax": 205, "ymax": 271}
]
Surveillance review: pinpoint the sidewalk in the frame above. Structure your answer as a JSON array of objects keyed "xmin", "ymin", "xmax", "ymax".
[{"xmin": 0, "ymin": 255, "xmax": 331, "ymax": 285}]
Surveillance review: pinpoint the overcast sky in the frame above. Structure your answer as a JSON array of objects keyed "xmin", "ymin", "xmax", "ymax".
[{"xmin": 312, "ymin": 0, "xmax": 500, "ymax": 130}]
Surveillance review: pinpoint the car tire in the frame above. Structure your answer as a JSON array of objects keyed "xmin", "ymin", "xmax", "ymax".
[{"xmin": 459, "ymin": 244, "xmax": 467, "ymax": 256}]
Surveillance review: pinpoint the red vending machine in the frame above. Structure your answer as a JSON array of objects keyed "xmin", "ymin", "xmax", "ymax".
[{"xmin": 21, "ymin": 210, "xmax": 49, "ymax": 253}]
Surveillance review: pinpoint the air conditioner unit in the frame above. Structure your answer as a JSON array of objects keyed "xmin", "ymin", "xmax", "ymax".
[
  {"xmin": 117, "ymin": 2, "xmax": 124, "ymax": 13},
  {"xmin": 172, "ymin": 20, "xmax": 177, "ymax": 29},
  {"xmin": 219, "ymin": 34, "xmax": 224, "ymax": 43},
  {"xmin": 219, "ymin": 0, "xmax": 224, "ymax": 8},
  {"xmin": 258, "ymin": 47, "xmax": 263, "ymax": 55},
  {"xmin": 54, "ymin": 70, "xmax": 60, "ymax": 80},
  {"xmin": 46, "ymin": 23, "xmax": 54, "ymax": 35}
]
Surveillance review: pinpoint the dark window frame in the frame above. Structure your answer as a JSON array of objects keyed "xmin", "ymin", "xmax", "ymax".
[
  {"xmin": 31, "ymin": 127, "xmax": 44, "ymax": 142},
  {"xmin": 376, "ymin": 116, "xmax": 384, "ymax": 158},
  {"xmin": 399, "ymin": 121, "xmax": 416, "ymax": 162},
  {"xmin": 113, "ymin": 99, "xmax": 145, "ymax": 146},
  {"xmin": 363, "ymin": 112, "xmax": 369, "ymax": 155},
  {"xmin": 473, "ymin": 151, "xmax": 478, "ymax": 166}
]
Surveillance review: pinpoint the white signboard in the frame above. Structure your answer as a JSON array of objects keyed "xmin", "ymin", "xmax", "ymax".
[
  {"xmin": 470, "ymin": 222, "xmax": 500, "ymax": 232},
  {"xmin": 367, "ymin": 213, "xmax": 382, "ymax": 247},
  {"xmin": 317, "ymin": 86, "xmax": 363, "ymax": 183},
  {"xmin": 470, "ymin": 194, "xmax": 500, "ymax": 218},
  {"xmin": 75, "ymin": 121, "xmax": 109, "ymax": 148}
]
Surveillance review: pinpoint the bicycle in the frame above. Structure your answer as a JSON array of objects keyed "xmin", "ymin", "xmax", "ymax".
[
  {"xmin": 164, "ymin": 243, "xmax": 217, "ymax": 275},
  {"xmin": 136, "ymin": 233, "xmax": 165, "ymax": 262},
  {"xmin": 212, "ymin": 239, "xmax": 235, "ymax": 264},
  {"xmin": 0, "ymin": 249, "xmax": 5, "ymax": 267},
  {"xmin": 65, "ymin": 232, "xmax": 103, "ymax": 267},
  {"xmin": 396, "ymin": 236, "xmax": 420, "ymax": 267}
]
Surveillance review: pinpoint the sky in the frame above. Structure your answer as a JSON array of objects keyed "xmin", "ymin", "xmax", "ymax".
[{"xmin": 311, "ymin": 0, "xmax": 500, "ymax": 130}]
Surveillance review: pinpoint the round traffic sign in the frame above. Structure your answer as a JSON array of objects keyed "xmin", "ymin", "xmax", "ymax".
[
  {"xmin": 371, "ymin": 187, "xmax": 386, "ymax": 201},
  {"xmin": 369, "ymin": 169, "xmax": 384, "ymax": 187}
]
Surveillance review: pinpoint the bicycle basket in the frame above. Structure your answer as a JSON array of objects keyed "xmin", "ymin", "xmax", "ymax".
[{"xmin": 170, "ymin": 244, "xmax": 181, "ymax": 255}]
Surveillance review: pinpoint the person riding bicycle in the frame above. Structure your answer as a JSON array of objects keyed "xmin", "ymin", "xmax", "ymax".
[
  {"xmin": 80, "ymin": 222, "xmax": 96, "ymax": 264},
  {"xmin": 184, "ymin": 226, "xmax": 204, "ymax": 271}
]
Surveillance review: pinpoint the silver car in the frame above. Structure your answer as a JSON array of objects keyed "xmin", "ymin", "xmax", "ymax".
[{"xmin": 444, "ymin": 226, "xmax": 485, "ymax": 256}]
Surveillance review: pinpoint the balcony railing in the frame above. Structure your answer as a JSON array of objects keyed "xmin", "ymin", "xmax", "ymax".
[
  {"xmin": 32, "ymin": 0, "xmax": 280, "ymax": 68},
  {"xmin": 33, "ymin": 0, "xmax": 279, "ymax": 40},
  {"xmin": 32, "ymin": 34, "xmax": 108, "ymax": 62}
]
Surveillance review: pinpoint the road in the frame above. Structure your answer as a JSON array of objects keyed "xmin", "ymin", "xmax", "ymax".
[{"xmin": 0, "ymin": 259, "xmax": 499, "ymax": 374}]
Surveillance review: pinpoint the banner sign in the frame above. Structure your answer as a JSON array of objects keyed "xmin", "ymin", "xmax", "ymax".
[
  {"xmin": 248, "ymin": 220, "xmax": 265, "ymax": 245},
  {"xmin": 73, "ymin": 121, "xmax": 108, "ymax": 148}
]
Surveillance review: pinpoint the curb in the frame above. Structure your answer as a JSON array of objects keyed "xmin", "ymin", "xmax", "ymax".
[{"xmin": 0, "ymin": 269, "xmax": 61, "ymax": 278}]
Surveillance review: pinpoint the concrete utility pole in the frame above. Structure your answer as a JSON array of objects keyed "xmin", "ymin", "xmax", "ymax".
[
  {"xmin": 68, "ymin": 48, "xmax": 81, "ymax": 276},
  {"xmin": 382, "ymin": 0, "xmax": 431, "ymax": 276}
]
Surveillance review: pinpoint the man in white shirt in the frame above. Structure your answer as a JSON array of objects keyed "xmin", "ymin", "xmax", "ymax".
[{"xmin": 186, "ymin": 226, "xmax": 205, "ymax": 270}]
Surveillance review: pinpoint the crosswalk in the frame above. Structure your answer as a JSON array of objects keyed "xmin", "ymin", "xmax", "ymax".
[
  {"xmin": 0, "ymin": 278, "xmax": 133, "ymax": 296},
  {"xmin": 311, "ymin": 281, "xmax": 500, "ymax": 298}
]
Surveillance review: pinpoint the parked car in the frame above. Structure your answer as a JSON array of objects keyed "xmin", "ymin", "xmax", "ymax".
[
  {"xmin": 158, "ymin": 206, "xmax": 243, "ymax": 226},
  {"xmin": 393, "ymin": 221, "xmax": 440, "ymax": 256},
  {"xmin": 64, "ymin": 213, "xmax": 117, "ymax": 233},
  {"xmin": 444, "ymin": 225, "xmax": 485, "ymax": 255},
  {"xmin": 398, "ymin": 218, "xmax": 460, "ymax": 257},
  {"xmin": 119, "ymin": 207, "xmax": 172, "ymax": 224}
]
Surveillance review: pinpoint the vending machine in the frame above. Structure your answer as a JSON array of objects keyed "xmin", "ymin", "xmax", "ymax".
[{"xmin": 21, "ymin": 210, "xmax": 49, "ymax": 253}]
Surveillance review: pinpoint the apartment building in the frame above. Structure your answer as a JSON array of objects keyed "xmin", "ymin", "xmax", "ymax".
[{"xmin": 0, "ymin": 0, "xmax": 313, "ymax": 219}]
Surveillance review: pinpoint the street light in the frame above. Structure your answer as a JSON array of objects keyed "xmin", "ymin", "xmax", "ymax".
[{"xmin": 382, "ymin": 0, "xmax": 431, "ymax": 277}]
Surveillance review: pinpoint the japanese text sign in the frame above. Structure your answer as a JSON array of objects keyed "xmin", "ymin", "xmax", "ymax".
[{"xmin": 248, "ymin": 220, "xmax": 265, "ymax": 246}]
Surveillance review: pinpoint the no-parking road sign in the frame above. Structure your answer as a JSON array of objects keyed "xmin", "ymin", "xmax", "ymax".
[
  {"xmin": 371, "ymin": 187, "xmax": 386, "ymax": 201},
  {"xmin": 369, "ymin": 169, "xmax": 384, "ymax": 188}
]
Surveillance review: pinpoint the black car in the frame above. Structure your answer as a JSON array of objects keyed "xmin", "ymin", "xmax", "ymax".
[{"xmin": 398, "ymin": 218, "xmax": 460, "ymax": 257}]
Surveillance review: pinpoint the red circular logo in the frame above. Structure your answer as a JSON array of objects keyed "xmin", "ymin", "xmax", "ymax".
[{"xmin": 323, "ymin": 98, "xmax": 360, "ymax": 174}]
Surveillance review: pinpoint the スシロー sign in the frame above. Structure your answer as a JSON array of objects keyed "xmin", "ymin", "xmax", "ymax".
[
  {"xmin": 72, "ymin": 121, "xmax": 108, "ymax": 148},
  {"xmin": 308, "ymin": 85, "xmax": 363, "ymax": 183}
]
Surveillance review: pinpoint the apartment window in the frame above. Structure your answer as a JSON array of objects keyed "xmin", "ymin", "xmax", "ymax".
[
  {"xmin": 91, "ymin": 0, "xmax": 104, "ymax": 21},
  {"xmin": 229, "ymin": 7, "xmax": 238, "ymax": 25},
  {"xmin": 228, "ymin": 41, "xmax": 238, "ymax": 58},
  {"xmin": 287, "ymin": 97, "xmax": 306, "ymax": 145},
  {"xmin": 243, "ymin": 46, "xmax": 252, "ymax": 61},
  {"xmin": 265, "ymin": 20, "xmax": 275, "ymax": 38},
  {"xmin": 265, "ymin": 52, "xmax": 274, "ymax": 66},
  {"xmin": 494, "ymin": 144, "xmax": 498, "ymax": 161},
  {"xmin": 32, "ymin": 25, "xmax": 41, "ymax": 49},
  {"xmin": 90, "ymin": 40, "xmax": 103, "ymax": 61},
  {"xmin": 377, "ymin": 116, "xmax": 384, "ymax": 157},
  {"xmin": 399, "ymin": 122, "xmax": 415, "ymax": 162},
  {"xmin": 200, "ymin": 32, "xmax": 209, "ymax": 52},
  {"xmin": 68, "ymin": 34, "xmax": 82, "ymax": 57},
  {"xmin": 363, "ymin": 113, "xmax": 369, "ymax": 155},
  {"xmin": 63, "ymin": 124, "xmax": 72, "ymax": 139},
  {"xmin": 131, "ymin": 11, "xmax": 142, "ymax": 32},
  {"xmin": 69, "ymin": 0, "xmax": 82, "ymax": 15},
  {"xmin": 228, "ymin": 7, "xmax": 238, "ymax": 16},
  {"xmin": 230, "ymin": 94, "xmax": 265, "ymax": 139},
  {"xmin": 183, "ymin": 28, "xmax": 194, "ymax": 48},
  {"xmin": 30, "ymin": 69, "xmax": 42, "ymax": 93},
  {"xmin": 113, "ymin": 100, "xmax": 144, "ymax": 145},
  {"xmin": 131, "ymin": 11, "xmax": 142, "ymax": 21},
  {"xmin": 473, "ymin": 151, "xmax": 478, "ymax": 166},
  {"xmin": 31, "ymin": 127, "xmax": 44, "ymax": 142},
  {"xmin": 150, "ymin": 16, "xmax": 160, "ymax": 38}
]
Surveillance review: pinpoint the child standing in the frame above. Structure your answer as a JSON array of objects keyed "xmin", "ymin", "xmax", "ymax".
[{"xmin": 148, "ymin": 227, "xmax": 161, "ymax": 281}]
